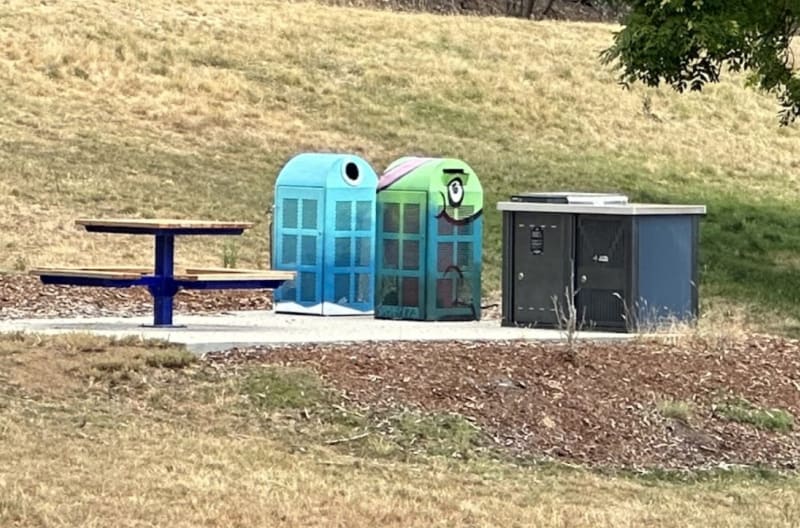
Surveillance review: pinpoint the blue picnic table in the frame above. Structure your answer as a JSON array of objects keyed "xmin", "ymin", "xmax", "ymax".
[{"xmin": 31, "ymin": 218, "xmax": 295, "ymax": 327}]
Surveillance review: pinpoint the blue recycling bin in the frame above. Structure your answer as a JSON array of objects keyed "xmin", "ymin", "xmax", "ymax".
[{"xmin": 271, "ymin": 153, "xmax": 378, "ymax": 315}]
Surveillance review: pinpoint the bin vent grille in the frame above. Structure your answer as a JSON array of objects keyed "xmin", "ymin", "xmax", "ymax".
[
  {"xmin": 578, "ymin": 217, "xmax": 625, "ymax": 268},
  {"xmin": 577, "ymin": 288, "xmax": 625, "ymax": 326},
  {"xmin": 377, "ymin": 195, "xmax": 425, "ymax": 314},
  {"xmin": 333, "ymin": 200, "xmax": 373, "ymax": 305},
  {"xmin": 276, "ymin": 194, "xmax": 321, "ymax": 305}
]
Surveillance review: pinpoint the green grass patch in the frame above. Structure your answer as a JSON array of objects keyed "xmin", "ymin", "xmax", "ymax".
[
  {"xmin": 241, "ymin": 366, "xmax": 331, "ymax": 410},
  {"xmin": 317, "ymin": 408, "xmax": 489, "ymax": 462},
  {"xmin": 143, "ymin": 349, "xmax": 197, "ymax": 369},
  {"xmin": 86, "ymin": 346, "xmax": 196, "ymax": 383},
  {"xmin": 617, "ymin": 464, "xmax": 790, "ymax": 485},
  {"xmin": 714, "ymin": 397, "xmax": 794, "ymax": 432},
  {"xmin": 238, "ymin": 366, "xmax": 487, "ymax": 461},
  {"xmin": 90, "ymin": 358, "xmax": 134, "ymax": 373},
  {"xmin": 658, "ymin": 399, "xmax": 695, "ymax": 423},
  {"xmin": 371, "ymin": 411, "xmax": 486, "ymax": 459},
  {"xmin": 698, "ymin": 198, "xmax": 800, "ymax": 332}
]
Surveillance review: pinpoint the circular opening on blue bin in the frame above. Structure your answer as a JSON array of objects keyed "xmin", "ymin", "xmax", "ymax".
[{"xmin": 344, "ymin": 161, "xmax": 360, "ymax": 184}]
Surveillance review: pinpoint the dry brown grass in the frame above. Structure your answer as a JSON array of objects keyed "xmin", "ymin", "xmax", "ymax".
[
  {"xmin": 1, "ymin": 332, "xmax": 799, "ymax": 527},
  {"xmin": 1, "ymin": 0, "xmax": 799, "ymax": 274},
  {"xmin": 632, "ymin": 299, "xmax": 759, "ymax": 346}
]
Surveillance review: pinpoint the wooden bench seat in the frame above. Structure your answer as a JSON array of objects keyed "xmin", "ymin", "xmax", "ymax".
[
  {"xmin": 174, "ymin": 268, "xmax": 296, "ymax": 282},
  {"xmin": 78, "ymin": 266, "xmax": 153, "ymax": 273},
  {"xmin": 29, "ymin": 267, "xmax": 147, "ymax": 280},
  {"xmin": 29, "ymin": 266, "xmax": 296, "ymax": 282},
  {"xmin": 183, "ymin": 267, "xmax": 280, "ymax": 274}
]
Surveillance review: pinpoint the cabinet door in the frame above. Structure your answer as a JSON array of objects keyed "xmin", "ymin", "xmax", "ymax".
[
  {"xmin": 375, "ymin": 191, "xmax": 427, "ymax": 320},
  {"xmin": 273, "ymin": 186, "xmax": 325, "ymax": 314},
  {"xmin": 512, "ymin": 213, "xmax": 574, "ymax": 325},
  {"xmin": 575, "ymin": 215, "xmax": 629, "ymax": 329},
  {"xmin": 428, "ymin": 206, "xmax": 482, "ymax": 321},
  {"xmin": 326, "ymin": 193, "xmax": 375, "ymax": 314}
]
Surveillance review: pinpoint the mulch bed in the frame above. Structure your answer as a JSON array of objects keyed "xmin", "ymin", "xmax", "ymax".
[
  {"xmin": 0, "ymin": 274, "xmax": 273, "ymax": 319},
  {"xmin": 206, "ymin": 336, "xmax": 800, "ymax": 470},
  {"xmin": 0, "ymin": 273, "xmax": 502, "ymax": 320},
  {"xmin": 5, "ymin": 272, "xmax": 800, "ymax": 470}
]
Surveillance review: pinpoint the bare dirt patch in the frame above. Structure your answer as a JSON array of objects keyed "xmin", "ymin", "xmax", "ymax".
[{"xmin": 207, "ymin": 336, "xmax": 800, "ymax": 470}]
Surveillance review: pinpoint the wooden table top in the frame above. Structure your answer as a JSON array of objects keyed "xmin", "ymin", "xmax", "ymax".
[{"xmin": 75, "ymin": 218, "xmax": 255, "ymax": 230}]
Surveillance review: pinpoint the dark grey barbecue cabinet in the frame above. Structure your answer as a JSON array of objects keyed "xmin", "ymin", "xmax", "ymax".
[{"xmin": 497, "ymin": 193, "xmax": 706, "ymax": 332}]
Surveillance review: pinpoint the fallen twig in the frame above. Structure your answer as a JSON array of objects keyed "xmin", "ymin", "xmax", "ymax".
[{"xmin": 325, "ymin": 431, "xmax": 371, "ymax": 445}]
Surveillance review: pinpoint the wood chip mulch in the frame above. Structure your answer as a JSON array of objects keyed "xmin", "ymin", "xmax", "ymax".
[
  {"xmin": 206, "ymin": 336, "xmax": 800, "ymax": 471},
  {"xmin": 0, "ymin": 273, "xmax": 502, "ymax": 320},
  {"xmin": 0, "ymin": 274, "xmax": 273, "ymax": 319},
  {"xmin": 5, "ymin": 273, "xmax": 800, "ymax": 470}
]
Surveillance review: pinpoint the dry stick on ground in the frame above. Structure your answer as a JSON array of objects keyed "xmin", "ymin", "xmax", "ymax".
[{"xmin": 325, "ymin": 432, "xmax": 371, "ymax": 445}]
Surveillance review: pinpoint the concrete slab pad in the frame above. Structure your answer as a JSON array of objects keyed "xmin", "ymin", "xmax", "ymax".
[{"xmin": 0, "ymin": 310, "xmax": 632, "ymax": 354}]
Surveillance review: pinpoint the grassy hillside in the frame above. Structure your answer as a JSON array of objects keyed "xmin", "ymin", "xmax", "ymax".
[{"xmin": 2, "ymin": 0, "xmax": 800, "ymax": 330}]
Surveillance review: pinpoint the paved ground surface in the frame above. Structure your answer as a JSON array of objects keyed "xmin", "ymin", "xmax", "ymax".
[
  {"xmin": 0, "ymin": 310, "xmax": 628, "ymax": 353},
  {"xmin": 0, "ymin": 273, "xmax": 629, "ymax": 352}
]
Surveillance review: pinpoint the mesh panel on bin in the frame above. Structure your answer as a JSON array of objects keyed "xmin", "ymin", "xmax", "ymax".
[{"xmin": 302, "ymin": 199, "xmax": 318, "ymax": 229}]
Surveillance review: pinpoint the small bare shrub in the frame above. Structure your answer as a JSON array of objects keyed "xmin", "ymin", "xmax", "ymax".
[{"xmin": 551, "ymin": 264, "xmax": 586, "ymax": 359}]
